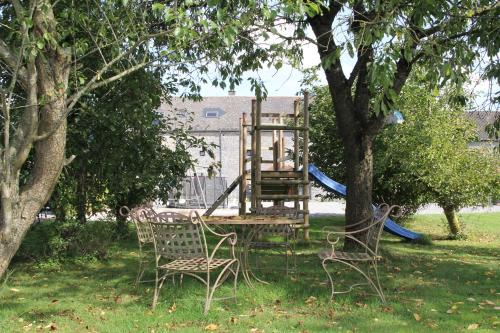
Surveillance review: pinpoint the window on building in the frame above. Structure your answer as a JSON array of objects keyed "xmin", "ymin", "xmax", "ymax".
[
  {"xmin": 199, "ymin": 150, "xmax": 206, "ymax": 156},
  {"xmin": 203, "ymin": 107, "xmax": 224, "ymax": 118},
  {"xmin": 204, "ymin": 110, "xmax": 219, "ymax": 118}
]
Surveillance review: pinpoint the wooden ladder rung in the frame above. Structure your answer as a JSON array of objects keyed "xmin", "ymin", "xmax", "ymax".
[
  {"xmin": 257, "ymin": 194, "xmax": 309, "ymax": 200},
  {"xmin": 261, "ymin": 171, "xmax": 303, "ymax": 178},
  {"xmin": 255, "ymin": 125, "xmax": 308, "ymax": 131},
  {"xmin": 257, "ymin": 180, "xmax": 309, "ymax": 185}
]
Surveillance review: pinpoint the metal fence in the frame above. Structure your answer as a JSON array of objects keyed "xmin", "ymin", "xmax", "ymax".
[{"xmin": 168, "ymin": 175, "xmax": 228, "ymax": 208}]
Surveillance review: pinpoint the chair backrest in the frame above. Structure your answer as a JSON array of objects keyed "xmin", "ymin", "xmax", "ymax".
[
  {"xmin": 259, "ymin": 205, "xmax": 299, "ymax": 235},
  {"xmin": 126, "ymin": 206, "xmax": 158, "ymax": 244},
  {"xmin": 366, "ymin": 204, "xmax": 395, "ymax": 254},
  {"xmin": 155, "ymin": 211, "xmax": 189, "ymax": 223},
  {"xmin": 149, "ymin": 213, "xmax": 207, "ymax": 260}
]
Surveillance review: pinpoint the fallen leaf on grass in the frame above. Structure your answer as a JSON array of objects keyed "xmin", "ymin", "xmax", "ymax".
[
  {"xmin": 230, "ymin": 317, "xmax": 238, "ymax": 324},
  {"xmin": 44, "ymin": 323, "xmax": 57, "ymax": 331},
  {"xmin": 10, "ymin": 288, "xmax": 20, "ymax": 292},
  {"xmin": 414, "ymin": 299, "xmax": 424, "ymax": 306},
  {"xmin": 305, "ymin": 296, "xmax": 317, "ymax": 304},
  {"xmin": 168, "ymin": 303, "xmax": 177, "ymax": 313},
  {"xmin": 467, "ymin": 323, "xmax": 479, "ymax": 330},
  {"xmin": 250, "ymin": 328, "xmax": 263, "ymax": 333},
  {"xmin": 413, "ymin": 313, "xmax": 422, "ymax": 321},
  {"xmin": 204, "ymin": 324, "xmax": 218, "ymax": 331}
]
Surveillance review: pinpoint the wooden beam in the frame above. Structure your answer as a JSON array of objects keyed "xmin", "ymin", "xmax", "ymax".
[
  {"xmin": 239, "ymin": 113, "xmax": 248, "ymax": 215},
  {"xmin": 261, "ymin": 171, "xmax": 303, "ymax": 178},
  {"xmin": 294, "ymin": 99, "xmax": 300, "ymax": 213},
  {"xmin": 255, "ymin": 125, "xmax": 308, "ymax": 131},
  {"xmin": 256, "ymin": 179, "xmax": 309, "ymax": 185},
  {"xmin": 251, "ymin": 99, "xmax": 257, "ymax": 212},
  {"xmin": 204, "ymin": 175, "xmax": 243, "ymax": 217},
  {"xmin": 255, "ymin": 99, "xmax": 263, "ymax": 213},
  {"xmin": 257, "ymin": 194, "xmax": 309, "ymax": 200},
  {"xmin": 303, "ymin": 91, "xmax": 310, "ymax": 240}
]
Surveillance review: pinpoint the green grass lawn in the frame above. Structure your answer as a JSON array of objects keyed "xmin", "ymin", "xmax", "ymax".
[{"xmin": 1, "ymin": 213, "xmax": 499, "ymax": 332}]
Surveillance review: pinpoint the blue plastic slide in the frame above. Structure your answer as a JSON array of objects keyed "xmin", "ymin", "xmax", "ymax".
[{"xmin": 308, "ymin": 164, "xmax": 422, "ymax": 241}]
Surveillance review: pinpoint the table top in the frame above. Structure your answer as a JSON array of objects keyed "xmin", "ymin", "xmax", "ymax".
[{"xmin": 203, "ymin": 215, "xmax": 303, "ymax": 225}]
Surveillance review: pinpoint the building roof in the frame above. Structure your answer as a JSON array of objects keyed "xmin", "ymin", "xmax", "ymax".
[
  {"xmin": 158, "ymin": 96, "xmax": 299, "ymax": 132},
  {"xmin": 465, "ymin": 111, "xmax": 499, "ymax": 141},
  {"xmin": 159, "ymin": 95, "xmax": 499, "ymax": 141}
]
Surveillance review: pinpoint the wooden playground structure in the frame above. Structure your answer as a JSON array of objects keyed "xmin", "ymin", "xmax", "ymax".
[{"xmin": 204, "ymin": 92, "xmax": 311, "ymax": 239}]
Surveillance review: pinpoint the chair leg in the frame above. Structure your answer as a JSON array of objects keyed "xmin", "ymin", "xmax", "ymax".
[
  {"xmin": 204, "ymin": 261, "xmax": 239, "ymax": 315},
  {"xmin": 203, "ymin": 270, "xmax": 212, "ymax": 315},
  {"xmin": 136, "ymin": 247, "xmax": 145, "ymax": 286},
  {"xmin": 152, "ymin": 270, "xmax": 168, "ymax": 309},
  {"xmin": 371, "ymin": 260, "xmax": 386, "ymax": 303},
  {"xmin": 285, "ymin": 245, "xmax": 289, "ymax": 276},
  {"xmin": 233, "ymin": 260, "xmax": 240, "ymax": 303},
  {"xmin": 152, "ymin": 268, "xmax": 160, "ymax": 309},
  {"xmin": 321, "ymin": 259, "xmax": 336, "ymax": 299},
  {"xmin": 287, "ymin": 242, "xmax": 297, "ymax": 276}
]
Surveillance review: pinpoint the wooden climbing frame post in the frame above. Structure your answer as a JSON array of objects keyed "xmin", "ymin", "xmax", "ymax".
[{"xmin": 240, "ymin": 93, "xmax": 310, "ymax": 238}]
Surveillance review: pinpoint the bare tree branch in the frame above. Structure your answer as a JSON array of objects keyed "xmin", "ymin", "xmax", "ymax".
[{"xmin": 0, "ymin": 39, "xmax": 27, "ymax": 88}]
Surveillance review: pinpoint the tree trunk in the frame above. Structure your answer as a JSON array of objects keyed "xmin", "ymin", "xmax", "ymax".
[
  {"xmin": 0, "ymin": 215, "xmax": 34, "ymax": 277},
  {"xmin": 0, "ymin": 1, "xmax": 71, "ymax": 278},
  {"xmin": 443, "ymin": 206, "xmax": 461, "ymax": 236},
  {"xmin": 115, "ymin": 205, "xmax": 128, "ymax": 237},
  {"xmin": 76, "ymin": 168, "xmax": 87, "ymax": 224},
  {"xmin": 51, "ymin": 187, "xmax": 67, "ymax": 221},
  {"xmin": 0, "ymin": 110, "xmax": 68, "ymax": 278},
  {"xmin": 344, "ymin": 133, "xmax": 375, "ymax": 238}
]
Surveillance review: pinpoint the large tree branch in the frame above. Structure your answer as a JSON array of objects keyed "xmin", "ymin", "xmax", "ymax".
[
  {"xmin": 66, "ymin": 42, "xmax": 147, "ymax": 110},
  {"xmin": 10, "ymin": 0, "xmax": 25, "ymax": 20},
  {"xmin": 353, "ymin": 45, "xmax": 373, "ymax": 124},
  {"xmin": 66, "ymin": 28, "xmax": 175, "ymax": 110},
  {"xmin": 307, "ymin": 0, "xmax": 348, "ymax": 86},
  {"xmin": 11, "ymin": 60, "xmax": 38, "ymax": 172}
]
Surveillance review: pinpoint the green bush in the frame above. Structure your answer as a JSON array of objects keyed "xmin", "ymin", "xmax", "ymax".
[{"xmin": 15, "ymin": 219, "xmax": 115, "ymax": 263}]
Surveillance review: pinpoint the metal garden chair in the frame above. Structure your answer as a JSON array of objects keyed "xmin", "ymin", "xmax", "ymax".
[
  {"xmin": 249, "ymin": 205, "xmax": 298, "ymax": 275},
  {"xmin": 120, "ymin": 206, "xmax": 160, "ymax": 286},
  {"xmin": 318, "ymin": 204, "xmax": 398, "ymax": 303},
  {"xmin": 149, "ymin": 211, "xmax": 239, "ymax": 314}
]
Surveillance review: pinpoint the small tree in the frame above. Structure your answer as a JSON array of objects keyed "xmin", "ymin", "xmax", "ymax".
[
  {"xmin": 384, "ymin": 79, "xmax": 499, "ymax": 237},
  {"xmin": 309, "ymin": 79, "xmax": 499, "ymax": 237}
]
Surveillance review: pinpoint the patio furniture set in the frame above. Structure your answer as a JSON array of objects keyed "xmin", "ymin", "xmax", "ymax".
[{"xmin": 122, "ymin": 203, "xmax": 397, "ymax": 314}]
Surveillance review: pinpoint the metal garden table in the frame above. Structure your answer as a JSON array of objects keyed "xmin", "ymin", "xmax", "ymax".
[{"xmin": 204, "ymin": 215, "xmax": 303, "ymax": 287}]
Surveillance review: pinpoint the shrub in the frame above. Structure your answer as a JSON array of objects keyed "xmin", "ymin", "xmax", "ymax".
[{"xmin": 15, "ymin": 219, "xmax": 115, "ymax": 263}]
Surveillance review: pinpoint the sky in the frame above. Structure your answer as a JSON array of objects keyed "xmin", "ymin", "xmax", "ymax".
[{"xmin": 199, "ymin": 38, "xmax": 325, "ymax": 97}]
